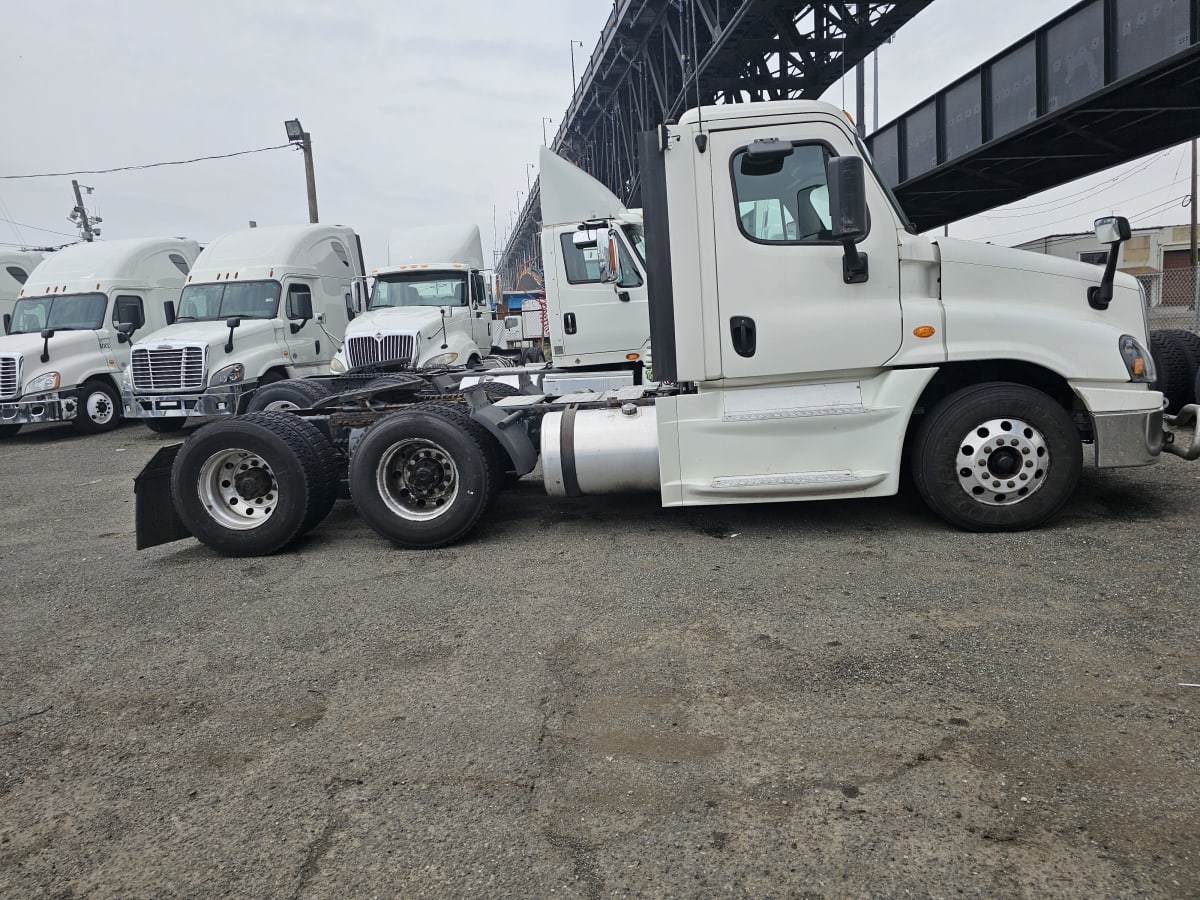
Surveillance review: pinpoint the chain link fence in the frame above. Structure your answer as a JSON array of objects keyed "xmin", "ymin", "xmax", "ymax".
[{"xmin": 1141, "ymin": 266, "xmax": 1200, "ymax": 332}]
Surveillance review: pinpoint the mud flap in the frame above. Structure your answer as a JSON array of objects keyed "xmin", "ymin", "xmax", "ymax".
[{"xmin": 134, "ymin": 444, "xmax": 192, "ymax": 549}]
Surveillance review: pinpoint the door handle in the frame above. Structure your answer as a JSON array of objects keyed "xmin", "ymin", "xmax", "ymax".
[
  {"xmin": 564, "ymin": 312, "xmax": 577, "ymax": 335},
  {"xmin": 730, "ymin": 316, "xmax": 756, "ymax": 357}
]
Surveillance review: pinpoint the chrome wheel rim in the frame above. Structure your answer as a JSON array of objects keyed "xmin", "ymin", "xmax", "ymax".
[
  {"xmin": 261, "ymin": 399, "xmax": 300, "ymax": 411},
  {"xmin": 86, "ymin": 390, "xmax": 115, "ymax": 425},
  {"xmin": 375, "ymin": 437, "xmax": 459, "ymax": 521},
  {"xmin": 198, "ymin": 448, "xmax": 278, "ymax": 529},
  {"xmin": 956, "ymin": 417, "xmax": 1049, "ymax": 506}
]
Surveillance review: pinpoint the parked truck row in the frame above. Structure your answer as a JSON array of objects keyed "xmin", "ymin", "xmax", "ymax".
[{"xmin": 131, "ymin": 100, "xmax": 1200, "ymax": 557}]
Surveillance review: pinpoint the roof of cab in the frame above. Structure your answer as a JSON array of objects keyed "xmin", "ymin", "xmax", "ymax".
[
  {"xmin": 25, "ymin": 238, "xmax": 200, "ymax": 284},
  {"xmin": 194, "ymin": 224, "xmax": 358, "ymax": 270}
]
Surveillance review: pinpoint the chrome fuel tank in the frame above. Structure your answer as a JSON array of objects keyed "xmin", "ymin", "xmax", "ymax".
[{"xmin": 540, "ymin": 404, "xmax": 660, "ymax": 496}]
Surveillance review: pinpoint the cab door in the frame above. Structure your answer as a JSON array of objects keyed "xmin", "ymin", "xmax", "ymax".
[
  {"xmin": 282, "ymin": 279, "xmax": 322, "ymax": 373},
  {"xmin": 706, "ymin": 123, "xmax": 903, "ymax": 380},
  {"xmin": 551, "ymin": 227, "xmax": 646, "ymax": 359},
  {"xmin": 467, "ymin": 271, "xmax": 492, "ymax": 349}
]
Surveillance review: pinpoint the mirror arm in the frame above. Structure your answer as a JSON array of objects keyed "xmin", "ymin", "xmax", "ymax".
[
  {"xmin": 1088, "ymin": 244, "xmax": 1121, "ymax": 310},
  {"xmin": 841, "ymin": 243, "xmax": 869, "ymax": 285}
]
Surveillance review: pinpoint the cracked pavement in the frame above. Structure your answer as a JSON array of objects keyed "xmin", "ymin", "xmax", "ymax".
[{"xmin": 1, "ymin": 420, "xmax": 1198, "ymax": 897}]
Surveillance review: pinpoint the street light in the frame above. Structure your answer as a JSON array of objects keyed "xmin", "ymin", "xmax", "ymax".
[
  {"xmin": 526, "ymin": 163, "xmax": 536, "ymax": 192},
  {"xmin": 542, "ymin": 116, "xmax": 553, "ymax": 146},
  {"xmin": 570, "ymin": 40, "xmax": 584, "ymax": 94},
  {"xmin": 284, "ymin": 117, "xmax": 318, "ymax": 223}
]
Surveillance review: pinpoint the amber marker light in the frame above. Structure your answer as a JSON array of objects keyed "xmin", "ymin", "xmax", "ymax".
[
  {"xmin": 913, "ymin": 326, "xmax": 936, "ymax": 338},
  {"xmin": 1133, "ymin": 357, "xmax": 1145, "ymax": 377},
  {"xmin": 626, "ymin": 353, "xmax": 640, "ymax": 361}
]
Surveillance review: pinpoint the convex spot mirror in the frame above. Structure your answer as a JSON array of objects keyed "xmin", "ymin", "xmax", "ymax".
[
  {"xmin": 741, "ymin": 138, "xmax": 794, "ymax": 177},
  {"xmin": 572, "ymin": 228, "xmax": 600, "ymax": 248},
  {"xmin": 1094, "ymin": 216, "xmax": 1131, "ymax": 246}
]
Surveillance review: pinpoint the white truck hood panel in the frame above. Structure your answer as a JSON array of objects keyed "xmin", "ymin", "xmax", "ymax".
[
  {"xmin": 0, "ymin": 329, "xmax": 103, "ymax": 361},
  {"xmin": 350, "ymin": 307, "xmax": 442, "ymax": 336},
  {"xmin": 136, "ymin": 319, "xmax": 279, "ymax": 350}
]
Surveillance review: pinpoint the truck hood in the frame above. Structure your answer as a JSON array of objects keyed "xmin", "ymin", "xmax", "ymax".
[
  {"xmin": 0, "ymin": 329, "xmax": 104, "ymax": 365},
  {"xmin": 931, "ymin": 236, "xmax": 1150, "ymax": 380},
  {"xmin": 350, "ymin": 307, "xmax": 443, "ymax": 336},
  {"xmin": 135, "ymin": 318, "xmax": 280, "ymax": 351}
]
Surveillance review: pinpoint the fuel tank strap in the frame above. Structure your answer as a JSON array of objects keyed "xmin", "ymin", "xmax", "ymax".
[{"xmin": 559, "ymin": 404, "xmax": 581, "ymax": 498}]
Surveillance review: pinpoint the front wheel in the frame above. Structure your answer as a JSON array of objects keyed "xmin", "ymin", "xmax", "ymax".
[
  {"xmin": 73, "ymin": 380, "xmax": 122, "ymax": 434},
  {"xmin": 348, "ymin": 409, "xmax": 493, "ymax": 549},
  {"xmin": 911, "ymin": 383, "xmax": 1082, "ymax": 532}
]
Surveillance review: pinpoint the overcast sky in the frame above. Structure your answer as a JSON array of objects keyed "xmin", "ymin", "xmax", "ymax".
[{"xmin": 0, "ymin": 0, "xmax": 1192, "ymax": 267}]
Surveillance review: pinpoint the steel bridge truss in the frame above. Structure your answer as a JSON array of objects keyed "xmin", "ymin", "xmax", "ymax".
[{"xmin": 499, "ymin": 0, "xmax": 934, "ymax": 289}]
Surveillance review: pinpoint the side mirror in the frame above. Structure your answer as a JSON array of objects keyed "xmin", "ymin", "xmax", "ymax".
[
  {"xmin": 164, "ymin": 300, "xmax": 177, "ymax": 326},
  {"xmin": 224, "ymin": 316, "xmax": 240, "ymax": 353},
  {"xmin": 2, "ymin": 313, "xmax": 9, "ymax": 335},
  {"xmin": 351, "ymin": 279, "xmax": 365, "ymax": 313},
  {"xmin": 39, "ymin": 328, "xmax": 55, "ymax": 363},
  {"xmin": 826, "ymin": 155, "xmax": 870, "ymax": 284},
  {"xmin": 287, "ymin": 288, "xmax": 313, "ymax": 334},
  {"xmin": 597, "ymin": 230, "xmax": 619, "ymax": 284},
  {"xmin": 1088, "ymin": 215, "xmax": 1132, "ymax": 311},
  {"xmin": 1094, "ymin": 215, "xmax": 1131, "ymax": 246},
  {"xmin": 116, "ymin": 321, "xmax": 137, "ymax": 344}
]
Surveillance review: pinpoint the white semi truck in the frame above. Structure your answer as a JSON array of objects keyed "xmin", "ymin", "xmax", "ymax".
[
  {"xmin": 120, "ymin": 224, "xmax": 364, "ymax": 432},
  {"xmin": 136, "ymin": 99, "xmax": 1195, "ymax": 556},
  {"xmin": 0, "ymin": 250, "xmax": 45, "ymax": 323},
  {"xmin": 327, "ymin": 225, "xmax": 493, "ymax": 373},
  {"xmin": 1, "ymin": 238, "xmax": 199, "ymax": 437}
]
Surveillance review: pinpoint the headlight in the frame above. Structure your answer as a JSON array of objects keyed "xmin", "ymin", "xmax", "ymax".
[
  {"xmin": 1119, "ymin": 335, "xmax": 1155, "ymax": 383},
  {"xmin": 329, "ymin": 356, "xmax": 346, "ymax": 374},
  {"xmin": 425, "ymin": 352, "xmax": 459, "ymax": 367},
  {"xmin": 209, "ymin": 363, "xmax": 245, "ymax": 386},
  {"xmin": 26, "ymin": 372, "xmax": 60, "ymax": 393}
]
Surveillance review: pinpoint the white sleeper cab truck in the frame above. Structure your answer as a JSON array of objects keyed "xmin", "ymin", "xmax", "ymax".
[
  {"xmin": 327, "ymin": 224, "xmax": 492, "ymax": 374},
  {"xmin": 1, "ymin": 250, "xmax": 45, "ymax": 323},
  {"xmin": 121, "ymin": 224, "xmax": 363, "ymax": 432},
  {"xmin": 1, "ymin": 238, "xmax": 199, "ymax": 437},
  {"xmin": 537, "ymin": 145, "xmax": 650, "ymax": 372},
  {"xmin": 135, "ymin": 100, "xmax": 1198, "ymax": 557}
]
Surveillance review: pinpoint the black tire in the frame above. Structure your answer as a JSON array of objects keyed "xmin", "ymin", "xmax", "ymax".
[
  {"xmin": 1150, "ymin": 331, "xmax": 1195, "ymax": 414},
  {"xmin": 170, "ymin": 412, "xmax": 334, "ymax": 556},
  {"xmin": 348, "ymin": 408, "xmax": 493, "ymax": 549},
  {"xmin": 362, "ymin": 376, "xmax": 425, "ymax": 402},
  {"xmin": 146, "ymin": 418, "xmax": 186, "ymax": 434},
  {"xmin": 1159, "ymin": 328, "xmax": 1200, "ymax": 362},
  {"xmin": 0, "ymin": 424, "xmax": 21, "ymax": 438},
  {"xmin": 527, "ymin": 346, "xmax": 545, "ymax": 363},
  {"xmin": 73, "ymin": 379, "xmax": 122, "ymax": 434},
  {"xmin": 260, "ymin": 412, "xmax": 341, "ymax": 533},
  {"xmin": 246, "ymin": 378, "xmax": 332, "ymax": 413},
  {"xmin": 911, "ymin": 382, "xmax": 1082, "ymax": 532}
]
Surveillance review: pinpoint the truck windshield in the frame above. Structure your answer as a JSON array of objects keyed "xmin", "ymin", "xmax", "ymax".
[
  {"xmin": 9, "ymin": 292, "xmax": 107, "ymax": 334},
  {"xmin": 176, "ymin": 280, "xmax": 281, "ymax": 321},
  {"xmin": 855, "ymin": 134, "xmax": 914, "ymax": 232},
  {"xmin": 370, "ymin": 272, "xmax": 468, "ymax": 309},
  {"xmin": 621, "ymin": 224, "xmax": 646, "ymax": 264}
]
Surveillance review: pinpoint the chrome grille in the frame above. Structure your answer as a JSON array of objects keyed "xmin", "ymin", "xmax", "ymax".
[
  {"xmin": 347, "ymin": 334, "xmax": 415, "ymax": 368},
  {"xmin": 131, "ymin": 345, "xmax": 206, "ymax": 392},
  {"xmin": 0, "ymin": 355, "xmax": 18, "ymax": 399}
]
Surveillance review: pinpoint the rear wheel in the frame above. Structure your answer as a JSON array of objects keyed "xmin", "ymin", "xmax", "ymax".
[
  {"xmin": 170, "ymin": 412, "xmax": 337, "ymax": 555},
  {"xmin": 246, "ymin": 378, "xmax": 332, "ymax": 413},
  {"xmin": 911, "ymin": 382, "xmax": 1082, "ymax": 532},
  {"xmin": 73, "ymin": 380, "xmax": 121, "ymax": 434},
  {"xmin": 349, "ymin": 409, "xmax": 492, "ymax": 548},
  {"xmin": 146, "ymin": 418, "xmax": 186, "ymax": 434},
  {"xmin": 1150, "ymin": 330, "xmax": 1195, "ymax": 413}
]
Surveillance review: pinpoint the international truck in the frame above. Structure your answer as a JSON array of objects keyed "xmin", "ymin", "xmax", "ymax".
[
  {"xmin": 135, "ymin": 99, "xmax": 1196, "ymax": 557},
  {"xmin": 0, "ymin": 250, "xmax": 45, "ymax": 323},
  {"xmin": 120, "ymin": 224, "xmax": 364, "ymax": 432},
  {"xmin": 2, "ymin": 238, "xmax": 199, "ymax": 437},
  {"xmin": 325, "ymin": 224, "xmax": 493, "ymax": 374}
]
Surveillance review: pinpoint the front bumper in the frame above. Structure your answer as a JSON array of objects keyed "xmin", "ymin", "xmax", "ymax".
[
  {"xmin": 1091, "ymin": 407, "xmax": 1163, "ymax": 468},
  {"xmin": 0, "ymin": 392, "xmax": 77, "ymax": 425},
  {"xmin": 123, "ymin": 384, "xmax": 247, "ymax": 419}
]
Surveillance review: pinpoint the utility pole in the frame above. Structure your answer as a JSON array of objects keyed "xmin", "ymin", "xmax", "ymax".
[
  {"xmin": 71, "ymin": 180, "xmax": 95, "ymax": 242},
  {"xmin": 284, "ymin": 118, "xmax": 319, "ymax": 223}
]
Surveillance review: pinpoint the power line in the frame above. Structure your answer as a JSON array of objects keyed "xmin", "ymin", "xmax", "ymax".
[
  {"xmin": 0, "ymin": 143, "xmax": 293, "ymax": 180},
  {"xmin": 0, "ymin": 217, "xmax": 80, "ymax": 238}
]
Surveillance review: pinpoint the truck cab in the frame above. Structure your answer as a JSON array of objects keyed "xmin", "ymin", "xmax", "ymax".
[
  {"xmin": 1, "ymin": 238, "xmax": 199, "ymax": 437},
  {"xmin": 121, "ymin": 224, "xmax": 363, "ymax": 431},
  {"xmin": 537, "ymin": 146, "xmax": 649, "ymax": 369},
  {"xmin": 0, "ymin": 250, "xmax": 44, "ymax": 324},
  {"xmin": 330, "ymin": 225, "xmax": 492, "ymax": 373}
]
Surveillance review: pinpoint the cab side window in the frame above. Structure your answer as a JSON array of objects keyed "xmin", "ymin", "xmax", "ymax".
[
  {"xmin": 286, "ymin": 284, "xmax": 312, "ymax": 319},
  {"xmin": 113, "ymin": 294, "xmax": 145, "ymax": 331},
  {"xmin": 560, "ymin": 233, "xmax": 602, "ymax": 283},
  {"xmin": 731, "ymin": 143, "xmax": 837, "ymax": 244}
]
